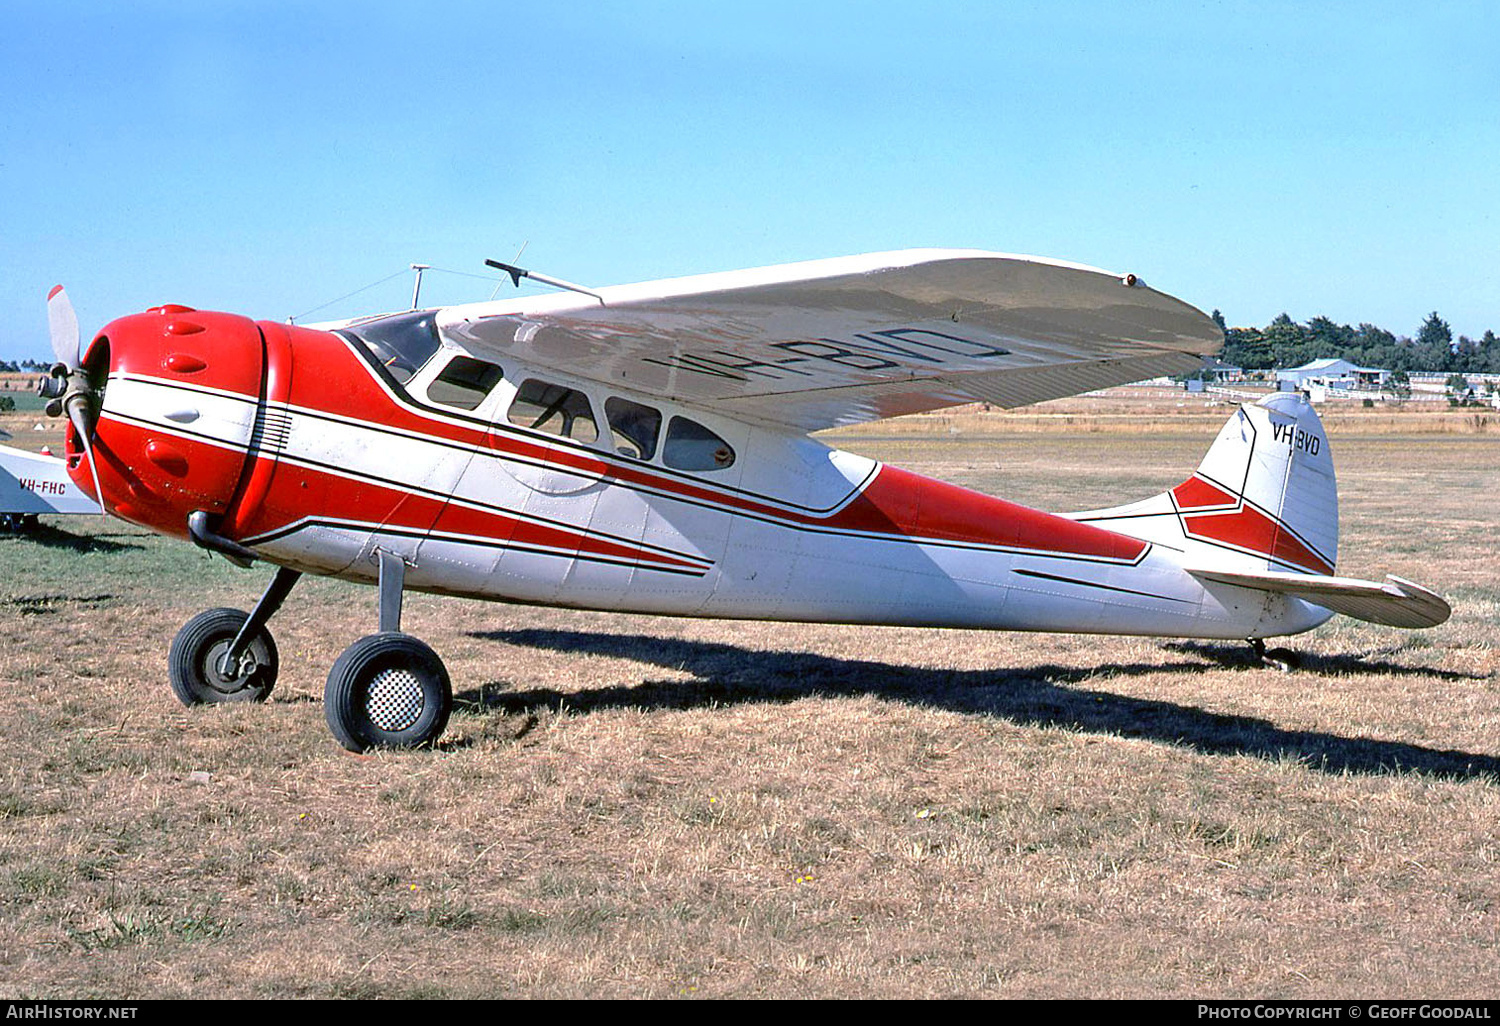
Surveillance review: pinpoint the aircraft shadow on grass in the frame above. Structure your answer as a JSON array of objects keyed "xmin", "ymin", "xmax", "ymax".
[
  {"xmin": 463, "ymin": 627, "xmax": 1498, "ymax": 782},
  {"xmin": 2, "ymin": 592, "xmax": 114, "ymax": 616},
  {"xmin": 3, "ymin": 522, "xmax": 142, "ymax": 554}
]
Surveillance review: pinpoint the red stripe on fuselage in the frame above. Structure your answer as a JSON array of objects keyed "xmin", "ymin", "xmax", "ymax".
[
  {"xmin": 832, "ymin": 464, "xmax": 1149, "ymax": 561},
  {"xmin": 1173, "ymin": 475, "xmax": 1332, "ymax": 574},
  {"xmin": 239, "ymin": 458, "xmax": 704, "ymax": 570},
  {"xmin": 1180, "ymin": 507, "xmax": 1334, "ymax": 574},
  {"xmin": 222, "ymin": 325, "xmax": 1154, "ymax": 562},
  {"xmin": 1172, "ymin": 475, "xmax": 1237, "ymax": 510}
]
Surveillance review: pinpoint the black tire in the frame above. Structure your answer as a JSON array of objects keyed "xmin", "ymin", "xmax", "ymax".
[
  {"xmin": 324, "ymin": 633, "xmax": 451, "ymax": 752},
  {"xmin": 168, "ymin": 608, "xmax": 278, "ymax": 705}
]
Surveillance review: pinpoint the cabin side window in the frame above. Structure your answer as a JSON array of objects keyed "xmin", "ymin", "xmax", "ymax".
[
  {"xmin": 507, "ymin": 378, "xmax": 599, "ymax": 444},
  {"xmin": 605, "ymin": 397, "xmax": 662, "ymax": 460},
  {"xmin": 662, "ymin": 416, "xmax": 736, "ymax": 472},
  {"xmin": 426, "ymin": 355, "xmax": 504, "ymax": 411}
]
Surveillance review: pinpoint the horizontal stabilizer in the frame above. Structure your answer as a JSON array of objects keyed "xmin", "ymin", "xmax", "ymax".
[{"xmin": 1186, "ymin": 567, "xmax": 1451, "ymax": 629}]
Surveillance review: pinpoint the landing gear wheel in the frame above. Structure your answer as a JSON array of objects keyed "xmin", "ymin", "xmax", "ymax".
[
  {"xmin": 168, "ymin": 608, "xmax": 279, "ymax": 705},
  {"xmin": 324, "ymin": 633, "xmax": 451, "ymax": 752}
]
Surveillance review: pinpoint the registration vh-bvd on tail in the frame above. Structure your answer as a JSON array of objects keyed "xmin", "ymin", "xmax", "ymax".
[{"xmin": 24, "ymin": 250, "xmax": 1449, "ymax": 750}]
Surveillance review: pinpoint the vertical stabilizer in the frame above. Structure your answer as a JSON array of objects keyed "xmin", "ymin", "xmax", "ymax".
[{"xmin": 1073, "ymin": 393, "xmax": 1338, "ymax": 575}]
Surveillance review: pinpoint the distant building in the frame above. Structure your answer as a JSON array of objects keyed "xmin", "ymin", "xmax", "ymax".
[
  {"xmin": 1276, "ymin": 358, "xmax": 1389, "ymax": 392},
  {"xmin": 1200, "ymin": 357, "xmax": 1243, "ymax": 382}
]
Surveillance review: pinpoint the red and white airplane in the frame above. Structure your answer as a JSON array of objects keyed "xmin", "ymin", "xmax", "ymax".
[{"xmin": 20, "ymin": 250, "xmax": 1449, "ymax": 751}]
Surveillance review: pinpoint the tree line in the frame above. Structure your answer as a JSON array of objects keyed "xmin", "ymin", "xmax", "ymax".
[{"xmin": 1216, "ymin": 311, "xmax": 1500, "ymax": 375}]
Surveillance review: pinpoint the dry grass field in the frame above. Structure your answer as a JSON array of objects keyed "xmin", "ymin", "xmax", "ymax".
[{"xmin": 1, "ymin": 392, "xmax": 1497, "ymax": 999}]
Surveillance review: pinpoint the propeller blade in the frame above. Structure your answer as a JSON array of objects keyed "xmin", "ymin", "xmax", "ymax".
[
  {"xmin": 47, "ymin": 285, "xmax": 81, "ymax": 369},
  {"xmin": 63, "ymin": 394, "xmax": 105, "ymax": 517}
]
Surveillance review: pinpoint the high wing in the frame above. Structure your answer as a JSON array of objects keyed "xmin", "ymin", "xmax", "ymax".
[{"xmin": 438, "ymin": 249, "xmax": 1221, "ymax": 432}]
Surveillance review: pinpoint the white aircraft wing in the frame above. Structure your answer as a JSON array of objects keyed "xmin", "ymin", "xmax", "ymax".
[
  {"xmin": 439, "ymin": 249, "xmax": 1221, "ymax": 432},
  {"xmin": 0, "ymin": 444, "xmax": 101, "ymax": 516}
]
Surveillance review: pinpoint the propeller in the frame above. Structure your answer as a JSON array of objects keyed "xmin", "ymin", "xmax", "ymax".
[
  {"xmin": 38, "ymin": 286, "xmax": 104, "ymax": 512},
  {"xmin": 47, "ymin": 284, "xmax": 80, "ymax": 368},
  {"xmin": 39, "ymin": 285, "xmax": 81, "ymax": 400}
]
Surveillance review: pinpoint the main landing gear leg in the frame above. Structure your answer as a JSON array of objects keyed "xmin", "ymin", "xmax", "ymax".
[
  {"xmin": 1249, "ymin": 638, "xmax": 1301, "ymax": 672},
  {"xmin": 324, "ymin": 550, "xmax": 452, "ymax": 752},
  {"xmin": 168, "ymin": 566, "xmax": 302, "ymax": 705}
]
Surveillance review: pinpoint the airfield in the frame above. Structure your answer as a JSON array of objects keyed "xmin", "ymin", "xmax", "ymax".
[{"xmin": 1, "ymin": 386, "xmax": 1496, "ymax": 999}]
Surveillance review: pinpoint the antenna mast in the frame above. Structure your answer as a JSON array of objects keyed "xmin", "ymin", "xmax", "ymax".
[{"xmin": 410, "ymin": 264, "xmax": 430, "ymax": 310}]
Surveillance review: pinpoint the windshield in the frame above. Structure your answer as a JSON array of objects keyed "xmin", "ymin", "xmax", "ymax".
[{"xmin": 339, "ymin": 311, "xmax": 441, "ymax": 385}]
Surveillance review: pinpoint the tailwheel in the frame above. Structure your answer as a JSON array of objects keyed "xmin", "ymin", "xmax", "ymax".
[
  {"xmin": 1262, "ymin": 647, "xmax": 1301, "ymax": 672},
  {"xmin": 1249, "ymin": 638, "xmax": 1301, "ymax": 672},
  {"xmin": 324, "ymin": 633, "xmax": 451, "ymax": 752},
  {"xmin": 168, "ymin": 608, "xmax": 279, "ymax": 705}
]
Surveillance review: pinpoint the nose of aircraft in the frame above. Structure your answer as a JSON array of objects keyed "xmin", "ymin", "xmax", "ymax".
[{"xmin": 67, "ymin": 304, "xmax": 268, "ymax": 539}]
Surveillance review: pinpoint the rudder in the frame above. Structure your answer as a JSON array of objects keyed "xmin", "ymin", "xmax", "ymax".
[{"xmin": 1074, "ymin": 393, "xmax": 1338, "ymax": 576}]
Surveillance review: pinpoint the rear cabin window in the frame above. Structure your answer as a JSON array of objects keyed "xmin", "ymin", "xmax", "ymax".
[
  {"xmin": 605, "ymin": 397, "xmax": 662, "ymax": 460},
  {"xmin": 427, "ymin": 355, "xmax": 504, "ymax": 411},
  {"xmin": 508, "ymin": 378, "xmax": 599, "ymax": 444},
  {"xmin": 662, "ymin": 416, "xmax": 735, "ymax": 472}
]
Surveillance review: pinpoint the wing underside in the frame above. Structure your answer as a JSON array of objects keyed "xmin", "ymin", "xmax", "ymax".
[{"xmin": 438, "ymin": 250, "xmax": 1221, "ymax": 432}]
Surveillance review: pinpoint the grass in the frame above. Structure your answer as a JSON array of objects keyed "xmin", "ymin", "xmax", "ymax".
[
  {"xmin": 0, "ymin": 392, "xmax": 1496, "ymax": 998},
  {"xmin": 0, "ymin": 384, "xmax": 47, "ymax": 415}
]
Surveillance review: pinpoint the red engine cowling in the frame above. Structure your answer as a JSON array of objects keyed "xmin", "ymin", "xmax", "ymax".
[{"xmin": 69, "ymin": 305, "xmax": 266, "ymax": 540}]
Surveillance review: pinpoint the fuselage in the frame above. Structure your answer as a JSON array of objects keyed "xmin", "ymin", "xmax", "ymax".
[{"xmin": 67, "ymin": 304, "xmax": 1328, "ymax": 641}]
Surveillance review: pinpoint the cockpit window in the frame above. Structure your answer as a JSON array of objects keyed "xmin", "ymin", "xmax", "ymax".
[
  {"xmin": 427, "ymin": 355, "xmax": 504, "ymax": 411},
  {"xmin": 339, "ymin": 311, "xmax": 441, "ymax": 385},
  {"xmin": 662, "ymin": 416, "xmax": 735, "ymax": 472},
  {"xmin": 605, "ymin": 397, "xmax": 662, "ymax": 460},
  {"xmin": 508, "ymin": 378, "xmax": 599, "ymax": 444}
]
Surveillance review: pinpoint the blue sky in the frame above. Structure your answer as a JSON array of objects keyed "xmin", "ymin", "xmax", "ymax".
[{"xmin": 2, "ymin": 1, "xmax": 1496, "ymax": 361}]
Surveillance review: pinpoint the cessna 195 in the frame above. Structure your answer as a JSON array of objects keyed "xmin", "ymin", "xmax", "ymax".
[{"xmin": 22, "ymin": 250, "xmax": 1449, "ymax": 751}]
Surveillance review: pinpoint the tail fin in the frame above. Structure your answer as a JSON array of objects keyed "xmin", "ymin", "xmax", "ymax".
[
  {"xmin": 1074, "ymin": 394, "xmax": 1449, "ymax": 629},
  {"xmin": 1172, "ymin": 392, "xmax": 1337, "ymax": 574},
  {"xmin": 1075, "ymin": 392, "xmax": 1337, "ymax": 575}
]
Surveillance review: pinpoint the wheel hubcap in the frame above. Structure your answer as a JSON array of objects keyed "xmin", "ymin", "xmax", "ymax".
[
  {"xmin": 365, "ymin": 667, "xmax": 425, "ymax": 732},
  {"xmin": 203, "ymin": 639, "xmax": 256, "ymax": 693}
]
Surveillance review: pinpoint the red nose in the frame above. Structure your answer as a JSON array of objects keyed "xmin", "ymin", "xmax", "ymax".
[{"xmin": 71, "ymin": 305, "xmax": 266, "ymax": 539}]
